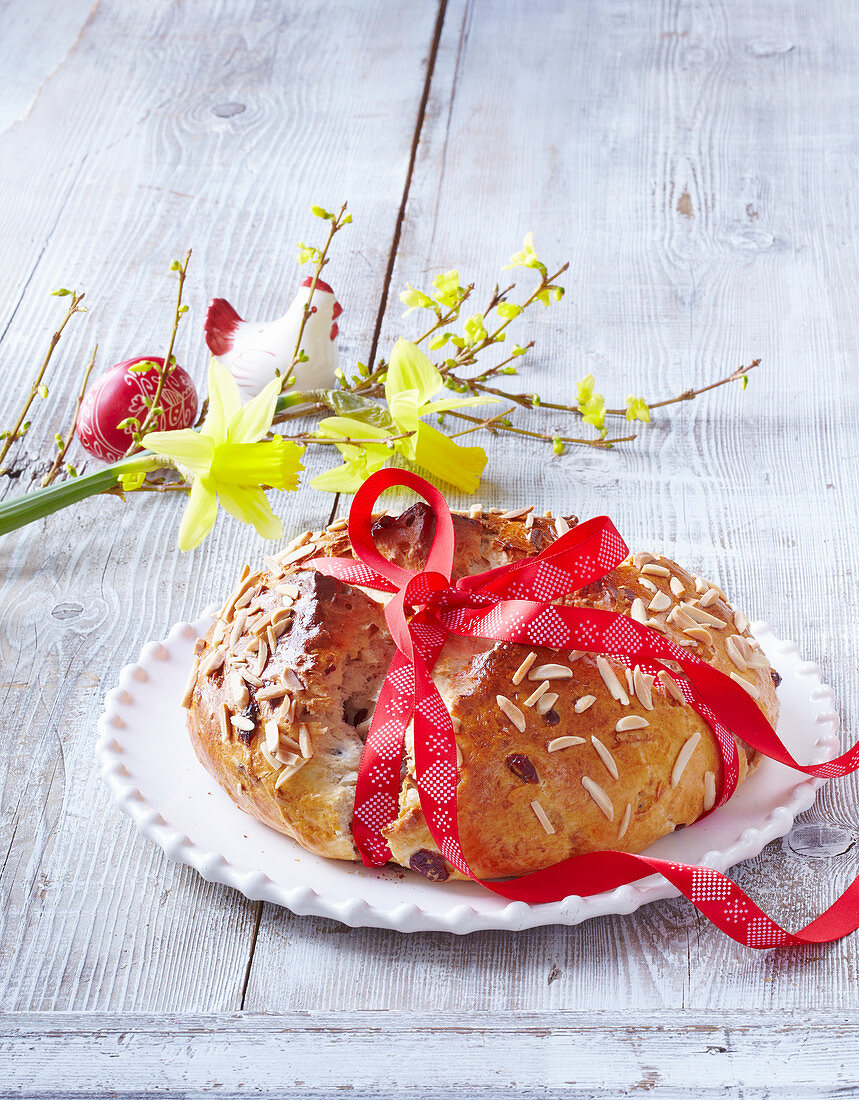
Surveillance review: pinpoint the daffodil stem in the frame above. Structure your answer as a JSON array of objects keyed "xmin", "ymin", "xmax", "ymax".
[{"xmin": 0, "ymin": 454, "xmax": 158, "ymax": 537}]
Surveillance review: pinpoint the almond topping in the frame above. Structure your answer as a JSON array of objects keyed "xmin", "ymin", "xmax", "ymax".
[
  {"xmin": 596, "ymin": 656, "xmax": 629, "ymax": 705},
  {"xmin": 547, "ymin": 735, "xmax": 586, "ymax": 752},
  {"xmin": 574, "ymin": 695, "xmax": 596, "ymax": 713},
  {"xmin": 264, "ymin": 719, "xmax": 280, "ymax": 754},
  {"xmin": 648, "ymin": 591, "xmax": 671, "ymax": 613},
  {"xmin": 218, "ymin": 703, "xmax": 231, "ymax": 743},
  {"xmin": 683, "ymin": 604, "xmax": 727, "ymax": 629},
  {"xmin": 641, "ymin": 564, "xmax": 670, "ymax": 577},
  {"xmin": 657, "ymin": 670, "xmax": 686, "ymax": 704},
  {"xmin": 617, "ymin": 802, "xmax": 632, "ymax": 840},
  {"xmin": 734, "ymin": 610, "xmax": 750, "ymax": 634},
  {"xmin": 633, "ymin": 552, "xmax": 656, "ymax": 568},
  {"xmin": 512, "ymin": 651, "xmax": 538, "ymax": 685},
  {"xmin": 528, "ymin": 663, "xmax": 573, "ymax": 681},
  {"xmin": 280, "ymin": 543, "xmax": 317, "ymax": 566},
  {"xmin": 725, "ymin": 635, "xmax": 749, "ymax": 671},
  {"xmin": 671, "ymin": 732, "xmax": 701, "ymax": 787},
  {"xmin": 615, "ymin": 715, "xmax": 649, "ymax": 732},
  {"xmin": 633, "ymin": 666, "xmax": 654, "ymax": 711},
  {"xmin": 523, "ymin": 681, "xmax": 551, "ymax": 707},
  {"xmin": 229, "ymin": 609, "xmax": 248, "ymax": 649},
  {"xmin": 255, "ymin": 640, "xmax": 268, "ymax": 678},
  {"xmin": 274, "ymin": 758, "xmax": 307, "ymax": 788},
  {"xmin": 255, "ymin": 683, "xmax": 288, "ymax": 701},
  {"xmin": 498, "ymin": 506, "xmax": 534, "ymax": 521},
  {"xmin": 591, "ymin": 736, "xmax": 619, "ymax": 780},
  {"xmin": 703, "ymin": 770, "xmax": 717, "ymax": 811},
  {"xmin": 683, "ymin": 626, "xmax": 712, "ymax": 646},
  {"xmin": 201, "ymin": 647, "xmax": 227, "ymax": 675},
  {"xmin": 230, "ymin": 714, "xmax": 255, "ymax": 732},
  {"xmin": 530, "ymin": 800, "xmax": 555, "ymax": 835},
  {"xmin": 181, "ymin": 664, "xmax": 198, "ymax": 709},
  {"xmin": 297, "ymin": 724, "xmax": 313, "ymax": 758},
  {"xmin": 669, "ymin": 577, "xmax": 685, "ymax": 598},
  {"xmin": 582, "ymin": 776, "xmax": 614, "ymax": 820},
  {"xmin": 631, "ymin": 598, "xmax": 648, "ymax": 624},
  {"xmin": 730, "ymin": 672, "xmax": 760, "ymax": 699},
  {"xmin": 535, "ymin": 692, "xmax": 559, "ymax": 715},
  {"xmin": 699, "ymin": 587, "xmax": 720, "ymax": 607},
  {"xmin": 668, "ymin": 606, "xmax": 697, "ymax": 630},
  {"xmin": 228, "ymin": 671, "xmax": 249, "ymax": 711},
  {"xmin": 497, "ymin": 694, "xmax": 527, "ymax": 732},
  {"xmin": 639, "ymin": 577, "xmax": 657, "ymax": 593}
]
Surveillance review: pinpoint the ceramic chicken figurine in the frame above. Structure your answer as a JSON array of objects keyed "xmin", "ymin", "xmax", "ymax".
[{"xmin": 204, "ymin": 277, "xmax": 342, "ymax": 400}]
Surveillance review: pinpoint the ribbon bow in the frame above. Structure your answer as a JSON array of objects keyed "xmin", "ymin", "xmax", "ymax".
[{"xmin": 310, "ymin": 469, "xmax": 859, "ymax": 947}]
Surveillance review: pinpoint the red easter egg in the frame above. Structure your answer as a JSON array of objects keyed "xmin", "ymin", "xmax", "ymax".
[{"xmin": 77, "ymin": 357, "xmax": 198, "ymax": 462}]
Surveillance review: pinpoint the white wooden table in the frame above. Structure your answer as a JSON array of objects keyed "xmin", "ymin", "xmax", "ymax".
[{"xmin": 1, "ymin": 1, "xmax": 858, "ymax": 1095}]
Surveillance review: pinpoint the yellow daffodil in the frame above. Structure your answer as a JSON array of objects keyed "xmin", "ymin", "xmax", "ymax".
[
  {"xmin": 311, "ymin": 340, "xmax": 495, "ymax": 494},
  {"xmin": 141, "ymin": 359, "xmax": 304, "ymax": 550},
  {"xmin": 310, "ymin": 417, "xmax": 391, "ymax": 493},
  {"xmin": 383, "ymin": 339, "xmax": 495, "ymax": 493}
]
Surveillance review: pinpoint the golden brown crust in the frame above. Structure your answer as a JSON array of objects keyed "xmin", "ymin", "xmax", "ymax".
[{"xmin": 185, "ymin": 507, "xmax": 778, "ymax": 883}]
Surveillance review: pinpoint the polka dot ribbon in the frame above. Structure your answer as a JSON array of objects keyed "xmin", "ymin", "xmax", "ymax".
[{"xmin": 308, "ymin": 470, "xmax": 859, "ymax": 947}]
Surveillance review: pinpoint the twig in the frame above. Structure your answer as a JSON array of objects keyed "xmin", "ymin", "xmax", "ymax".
[
  {"xmin": 0, "ymin": 290, "xmax": 86, "ymax": 474},
  {"xmin": 412, "ymin": 284, "xmax": 475, "ymax": 346},
  {"xmin": 443, "ymin": 408, "xmax": 635, "ymax": 449},
  {"xmin": 282, "ymin": 203, "xmax": 350, "ymax": 394},
  {"xmin": 125, "ymin": 250, "xmax": 191, "ymax": 453},
  {"xmin": 292, "ymin": 430, "xmax": 415, "ymax": 448},
  {"xmin": 605, "ymin": 359, "xmax": 761, "ymax": 415},
  {"xmin": 41, "ymin": 344, "xmax": 98, "ymax": 487}
]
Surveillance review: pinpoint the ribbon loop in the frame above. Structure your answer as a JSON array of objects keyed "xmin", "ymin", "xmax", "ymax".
[
  {"xmin": 347, "ymin": 467, "xmax": 455, "ymax": 588},
  {"xmin": 306, "ymin": 470, "xmax": 859, "ymax": 948}
]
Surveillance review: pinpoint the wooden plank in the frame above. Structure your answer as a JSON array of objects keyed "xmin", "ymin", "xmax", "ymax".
[
  {"xmin": 1, "ymin": 1010, "xmax": 858, "ymax": 1097},
  {"xmin": 244, "ymin": 0, "xmax": 859, "ymax": 1015},
  {"xmin": 0, "ymin": 0, "xmax": 439, "ymax": 1012},
  {"xmin": 0, "ymin": 0, "xmax": 97, "ymax": 133}
]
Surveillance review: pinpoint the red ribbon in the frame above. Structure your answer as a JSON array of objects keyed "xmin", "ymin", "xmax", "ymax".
[{"xmin": 310, "ymin": 470, "xmax": 859, "ymax": 947}]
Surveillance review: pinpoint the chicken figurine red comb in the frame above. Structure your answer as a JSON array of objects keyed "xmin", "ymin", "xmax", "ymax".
[{"xmin": 204, "ymin": 277, "xmax": 342, "ymax": 400}]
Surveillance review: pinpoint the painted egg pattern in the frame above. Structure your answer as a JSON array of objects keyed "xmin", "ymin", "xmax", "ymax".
[{"xmin": 77, "ymin": 357, "xmax": 198, "ymax": 462}]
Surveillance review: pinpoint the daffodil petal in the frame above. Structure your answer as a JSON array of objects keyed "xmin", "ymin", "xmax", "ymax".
[
  {"xmin": 216, "ymin": 483, "xmax": 284, "ymax": 541},
  {"xmin": 311, "ymin": 461, "xmax": 373, "ymax": 494},
  {"xmin": 316, "ymin": 417, "xmax": 392, "ymax": 442},
  {"xmin": 410, "ymin": 422, "xmax": 487, "ymax": 494},
  {"xmin": 385, "ymin": 339, "xmax": 442, "ymax": 407},
  {"xmin": 311, "ymin": 443, "xmax": 390, "ymax": 493},
  {"xmin": 227, "ymin": 374, "xmax": 282, "ymax": 444},
  {"xmin": 387, "ymin": 395, "xmax": 420, "ymax": 435},
  {"xmin": 203, "ymin": 358, "xmax": 242, "ymax": 440},
  {"xmin": 177, "ymin": 477, "xmax": 218, "ymax": 551},
  {"xmin": 420, "ymin": 395, "xmax": 500, "ymax": 416},
  {"xmin": 141, "ymin": 429, "xmax": 214, "ymax": 476}
]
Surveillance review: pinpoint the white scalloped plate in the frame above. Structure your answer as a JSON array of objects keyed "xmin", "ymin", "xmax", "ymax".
[{"xmin": 96, "ymin": 613, "xmax": 840, "ymax": 933}]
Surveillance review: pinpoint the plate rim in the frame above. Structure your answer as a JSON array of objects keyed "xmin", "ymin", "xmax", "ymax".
[{"xmin": 96, "ymin": 615, "xmax": 841, "ymax": 934}]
